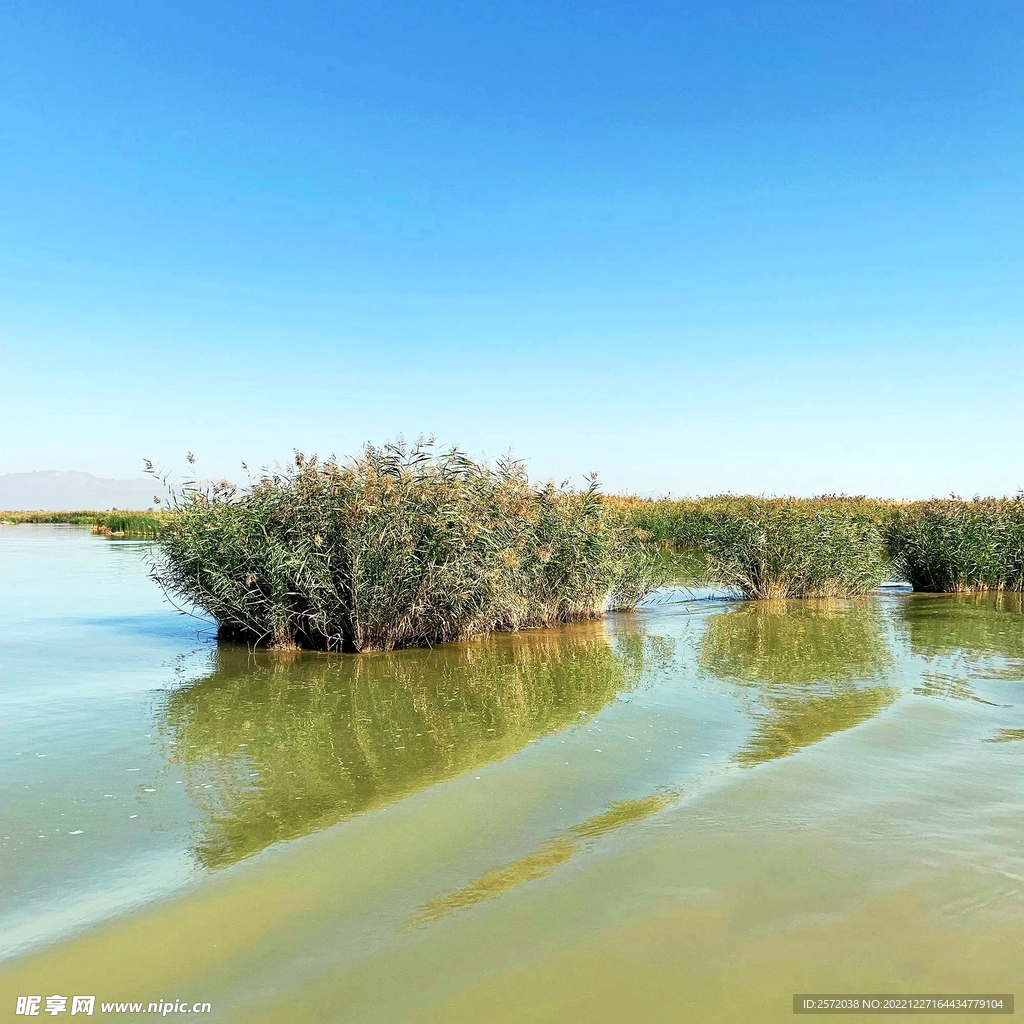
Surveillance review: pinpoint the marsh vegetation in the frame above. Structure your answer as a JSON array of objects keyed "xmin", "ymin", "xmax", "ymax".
[
  {"xmin": 888, "ymin": 498, "xmax": 1024, "ymax": 592},
  {"xmin": 10, "ymin": 473, "xmax": 1024, "ymax": 613},
  {"xmin": 613, "ymin": 496, "xmax": 896, "ymax": 597},
  {"xmin": 0, "ymin": 509, "xmax": 165, "ymax": 536},
  {"xmin": 153, "ymin": 442, "xmax": 663, "ymax": 651},
  {"xmin": 690, "ymin": 501, "xmax": 890, "ymax": 599},
  {"xmin": 615, "ymin": 494, "xmax": 1024, "ymax": 596}
]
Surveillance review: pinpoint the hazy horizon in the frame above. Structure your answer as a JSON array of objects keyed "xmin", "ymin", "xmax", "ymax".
[
  {"xmin": 0, "ymin": 470, "xmax": 157, "ymax": 511},
  {"xmin": 3, "ymin": 466, "xmax": 1021, "ymax": 508}
]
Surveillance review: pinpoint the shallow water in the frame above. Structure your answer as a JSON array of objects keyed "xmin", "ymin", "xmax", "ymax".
[{"xmin": 1, "ymin": 525, "xmax": 1022, "ymax": 1021}]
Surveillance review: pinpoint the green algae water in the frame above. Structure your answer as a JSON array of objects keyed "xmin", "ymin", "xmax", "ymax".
[{"xmin": 1, "ymin": 526, "xmax": 1023, "ymax": 1022}]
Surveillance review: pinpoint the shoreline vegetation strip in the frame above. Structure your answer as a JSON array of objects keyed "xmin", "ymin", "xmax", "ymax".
[{"xmin": 0, "ymin": 509, "xmax": 166, "ymax": 536}]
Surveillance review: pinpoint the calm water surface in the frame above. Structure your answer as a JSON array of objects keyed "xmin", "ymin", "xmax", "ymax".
[{"xmin": 1, "ymin": 525, "xmax": 1023, "ymax": 1022}]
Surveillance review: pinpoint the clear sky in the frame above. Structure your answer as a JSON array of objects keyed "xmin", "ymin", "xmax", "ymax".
[{"xmin": 1, "ymin": 1, "xmax": 1021, "ymax": 497}]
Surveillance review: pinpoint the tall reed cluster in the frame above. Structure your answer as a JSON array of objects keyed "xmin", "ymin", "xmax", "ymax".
[
  {"xmin": 610, "ymin": 495, "xmax": 902, "ymax": 547},
  {"xmin": 153, "ymin": 442, "xmax": 662, "ymax": 651},
  {"xmin": 889, "ymin": 498, "xmax": 1024, "ymax": 592},
  {"xmin": 694, "ymin": 500, "xmax": 891, "ymax": 598},
  {"xmin": 92, "ymin": 512, "xmax": 164, "ymax": 537},
  {"xmin": 611, "ymin": 497, "xmax": 892, "ymax": 598},
  {"xmin": 617, "ymin": 495, "xmax": 1024, "ymax": 597}
]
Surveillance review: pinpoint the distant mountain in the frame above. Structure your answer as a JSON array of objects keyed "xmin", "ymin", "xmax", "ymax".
[{"xmin": 0, "ymin": 471, "xmax": 158, "ymax": 511}]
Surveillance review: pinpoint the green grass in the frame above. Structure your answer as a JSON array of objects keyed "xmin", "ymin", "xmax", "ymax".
[{"xmin": 154, "ymin": 442, "xmax": 665, "ymax": 651}]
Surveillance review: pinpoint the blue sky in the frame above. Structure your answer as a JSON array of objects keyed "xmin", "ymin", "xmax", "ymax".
[{"xmin": 1, "ymin": 1, "xmax": 1021, "ymax": 497}]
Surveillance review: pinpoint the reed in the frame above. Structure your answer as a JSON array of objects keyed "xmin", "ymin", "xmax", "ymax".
[
  {"xmin": 0, "ymin": 509, "xmax": 165, "ymax": 536},
  {"xmin": 607, "ymin": 494, "xmax": 903, "ymax": 547},
  {"xmin": 609, "ymin": 495, "xmax": 896, "ymax": 598},
  {"xmin": 92, "ymin": 512, "xmax": 164, "ymax": 537},
  {"xmin": 153, "ymin": 441, "xmax": 664, "ymax": 651},
  {"xmin": 616, "ymin": 495, "xmax": 1024, "ymax": 597},
  {"xmin": 0, "ymin": 509, "xmax": 110, "ymax": 525},
  {"xmin": 888, "ymin": 498, "xmax": 1024, "ymax": 592},
  {"xmin": 694, "ymin": 500, "xmax": 890, "ymax": 598}
]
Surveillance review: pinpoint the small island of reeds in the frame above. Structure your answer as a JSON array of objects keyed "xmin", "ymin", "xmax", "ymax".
[
  {"xmin": 610, "ymin": 495, "xmax": 894, "ymax": 598},
  {"xmin": 151, "ymin": 442, "xmax": 663, "ymax": 652},
  {"xmin": 888, "ymin": 498, "xmax": 1024, "ymax": 592}
]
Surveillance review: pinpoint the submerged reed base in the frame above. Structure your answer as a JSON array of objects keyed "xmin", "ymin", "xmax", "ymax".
[{"xmin": 153, "ymin": 442, "xmax": 664, "ymax": 652}]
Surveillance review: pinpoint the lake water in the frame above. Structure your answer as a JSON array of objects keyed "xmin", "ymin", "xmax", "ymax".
[{"xmin": 1, "ymin": 525, "xmax": 1022, "ymax": 1021}]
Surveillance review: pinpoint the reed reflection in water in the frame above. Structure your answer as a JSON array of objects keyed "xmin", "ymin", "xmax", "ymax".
[
  {"xmin": 699, "ymin": 599, "xmax": 898, "ymax": 765},
  {"xmin": 897, "ymin": 592, "xmax": 1024, "ymax": 663},
  {"xmin": 162, "ymin": 620, "xmax": 647, "ymax": 869},
  {"xmin": 409, "ymin": 599, "xmax": 905, "ymax": 924}
]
